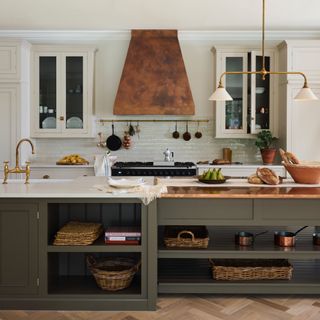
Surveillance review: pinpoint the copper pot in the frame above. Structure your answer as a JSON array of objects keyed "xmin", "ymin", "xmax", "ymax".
[
  {"xmin": 274, "ymin": 226, "xmax": 308, "ymax": 247},
  {"xmin": 313, "ymin": 233, "xmax": 320, "ymax": 245},
  {"xmin": 235, "ymin": 231, "xmax": 268, "ymax": 246}
]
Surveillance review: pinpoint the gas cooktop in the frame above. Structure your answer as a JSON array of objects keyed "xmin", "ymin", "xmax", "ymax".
[{"xmin": 111, "ymin": 161, "xmax": 197, "ymax": 176}]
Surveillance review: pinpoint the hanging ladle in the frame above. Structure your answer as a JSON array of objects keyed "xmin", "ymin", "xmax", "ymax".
[
  {"xmin": 172, "ymin": 121, "xmax": 180, "ymax": 139},
  {"xmin": 195, "ymin": 121, "xmax": 202, "ymax": 139},
  {"xmin": 183, "ymin": 121, "xmax": 191, "ymax": 141}
]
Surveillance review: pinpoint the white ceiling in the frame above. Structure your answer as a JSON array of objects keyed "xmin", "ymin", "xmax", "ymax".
[{"xmin": 0, "ymin": 0, "xmax": 319, "ymax": 31}]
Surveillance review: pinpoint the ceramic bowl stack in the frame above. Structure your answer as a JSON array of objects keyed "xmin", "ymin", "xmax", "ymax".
[{"xmin": 53, "ymin": 221, "xmax": 103, "ymax": 246}]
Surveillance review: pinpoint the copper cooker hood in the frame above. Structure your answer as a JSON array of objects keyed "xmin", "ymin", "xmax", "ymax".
[{"xmin": 113, "ymin": 30, "xmax": 195, "ymax": 115}]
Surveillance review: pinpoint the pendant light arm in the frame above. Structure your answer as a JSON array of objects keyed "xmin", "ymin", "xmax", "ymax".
[
  {"xmin": 217, "ymin": 70, "xmax": 309, "ymax": 88},
  {"xmin": 217, "ymin": 70, "xmax": 264, "ymax": 88}
]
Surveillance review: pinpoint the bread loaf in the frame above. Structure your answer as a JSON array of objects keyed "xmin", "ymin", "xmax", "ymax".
[
  {"xmin": 256, "ymin": 167, "xmax": 280, "ymax": 185},
  {"xmin": 248, "ymin": 174, "xmax": 264, "ymax": 185}
]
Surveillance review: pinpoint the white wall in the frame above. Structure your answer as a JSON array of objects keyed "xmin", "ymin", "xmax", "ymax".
[{"xmin": 31, "ymin": 37, "xmax": 264, "ymax": 164}]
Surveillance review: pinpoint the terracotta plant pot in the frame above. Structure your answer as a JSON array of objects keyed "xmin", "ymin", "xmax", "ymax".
[{"xmin": 260, "ymin": 148, "xmax": 276, "ymax": 165}]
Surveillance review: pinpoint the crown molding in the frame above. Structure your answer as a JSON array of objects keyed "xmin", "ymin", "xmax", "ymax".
[{"xmin": 0, "ymin": 29, "xmax": 319, "ymax": 42}]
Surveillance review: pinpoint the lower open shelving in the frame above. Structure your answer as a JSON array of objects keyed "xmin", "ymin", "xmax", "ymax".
[
  {"xmin": 48, "ymin": 275, "xmax": 141, "ymax": 297},
  {"xmin": 158, "ymin": 259, "xmax": 320, "ymax": 294}
]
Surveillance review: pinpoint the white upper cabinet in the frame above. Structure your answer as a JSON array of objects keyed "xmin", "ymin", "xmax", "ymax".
[
  {"xmin": 278, "ymin": 40, "xmax": 320, "ymax": 161},
  {"xmin": 0, "ymin": 40, "xmax": 30, "ymax": 82},
  {"xmin": 31, "ymin": 45, "xmax": 96, "ymax": 138},
  {"xmin": 212, "ymin": 47, "xmax": 278, "ymax": 138}
]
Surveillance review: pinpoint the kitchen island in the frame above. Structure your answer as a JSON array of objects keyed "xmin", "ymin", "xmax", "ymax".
[{"xmin": 1, "ymin": 176, "xmax": 320, "ymax": 310}]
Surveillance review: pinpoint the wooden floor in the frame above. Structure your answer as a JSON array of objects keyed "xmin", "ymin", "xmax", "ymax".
[{"xmin": 1, "ymin": 295, "xmax": 320, "ymax": 320}]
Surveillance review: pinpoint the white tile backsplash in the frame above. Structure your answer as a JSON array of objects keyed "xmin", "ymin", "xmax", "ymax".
[{"xmin": 31, "ymin": 119, "xmax": 262, "ymax": 164}]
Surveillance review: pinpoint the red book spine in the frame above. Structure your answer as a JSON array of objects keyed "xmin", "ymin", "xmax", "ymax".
[{"xmin": 105, "ymin": 240, "xmax": 140, "ymax": 245}]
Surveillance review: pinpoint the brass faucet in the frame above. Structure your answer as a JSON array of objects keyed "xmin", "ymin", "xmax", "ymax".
[{"xmin": 3, "ymin": 139, "xmax": 35, "ymax": 184}]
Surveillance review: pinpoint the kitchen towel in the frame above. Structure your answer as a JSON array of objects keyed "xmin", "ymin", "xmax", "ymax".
[
  {"xmin": 94, "ymin": 153, "xmax": 117, "ymax": 176},
  {"xmin": 93, "ymin": 184, "xmax": 167, "ymax": 205}
]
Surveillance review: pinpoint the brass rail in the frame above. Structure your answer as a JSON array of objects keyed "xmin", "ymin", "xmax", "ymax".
[{"xmin": 98, "ymin": 119, "xmax": 210, "ymax": 124}]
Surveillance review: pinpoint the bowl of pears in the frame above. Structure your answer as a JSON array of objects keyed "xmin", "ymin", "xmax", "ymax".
[{"xmin": 198, "ymin": 168, "xmax": 229, "ymax": 184}]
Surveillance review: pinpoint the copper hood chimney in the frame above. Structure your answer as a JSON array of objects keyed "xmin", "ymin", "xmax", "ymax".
[{"xmin": 113, "ymin": 30, "xmax": 195, "ymax": 115}]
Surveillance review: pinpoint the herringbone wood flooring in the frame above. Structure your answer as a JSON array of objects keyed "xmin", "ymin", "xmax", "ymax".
[{"xmin": 1, "ymin": 295, "xmax": 320, "ymax": 320}]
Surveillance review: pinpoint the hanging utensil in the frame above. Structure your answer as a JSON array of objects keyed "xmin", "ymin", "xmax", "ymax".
[
  {"xmin": 172, "ymin": 121, "xmax": 180, "ymax": 139},
  {"xmin": 195, "ymin": 121, "xmax": 202, "ymax": 139},
  {"xmin": 183, "ymin": 121, "xmax": 191, "ymax": 141},
  {"xmin": 128, "ymin": 121, "xmax": 135, "ymax": 136},
  {"xmin": 106, "ymin": 122, "xmax": 122, "ymax": 151},
  {"xmin": 97, "ymin": 132, "xmax": 106, "ymax": 147},
  {"xmin": 135, "ymin": 121, "xmax": 141, "ymax": 139}
]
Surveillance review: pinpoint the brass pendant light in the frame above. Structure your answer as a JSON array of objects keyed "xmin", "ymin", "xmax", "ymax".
[{"xmin": 209, "ymin": 0, "xmax": 318, "ymax": 102}]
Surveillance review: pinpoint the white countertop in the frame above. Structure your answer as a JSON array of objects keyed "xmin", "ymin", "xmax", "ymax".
[
  {"xmin": 0, "ymin": 176, "xmax": 155, "ymax": 199},
  {"xmin": 1, "ymin": 176, "xmax": 319, "ymax": 199}
]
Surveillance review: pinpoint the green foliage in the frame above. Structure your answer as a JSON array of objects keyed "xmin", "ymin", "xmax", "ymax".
[{"xmin": 255, "ymin": 130, "xmax": 277, "ymax": 149}]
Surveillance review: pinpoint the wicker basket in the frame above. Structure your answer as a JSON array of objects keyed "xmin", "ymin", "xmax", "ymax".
[
  {"xmin": 87, "ymin": 256, "xmax": 141, "ymax": 291},
  {"xmin": 164, "ymin": 226, "xmax": 209, "ymax": 249},
  {"xmin": 53, "ymin": 221, "xmax": 103, "ymax": 246},
  {"xmin": 209, "ymin": 259, "xmax": 293, "ymax": 281}
]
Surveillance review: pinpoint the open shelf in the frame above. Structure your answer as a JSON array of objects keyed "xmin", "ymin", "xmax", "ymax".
[
  {"xmin": 48, "ymin": 237, "xmax": 142, "ymax": 253},
  {"xmin": 158, "ymin": 259, "xmax": 320, "ymax": 294},
  {"xmin": 48, "ymin": 275, "xmax": 141, "ymax": 297},
  {"xmin": 159, "ymin": 226, "xmax": 320, "ymax": 259}
]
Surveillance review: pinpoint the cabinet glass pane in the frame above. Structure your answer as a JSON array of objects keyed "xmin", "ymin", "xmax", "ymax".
[
  {"xmin": 255, "ymin": 56, "xmax": 270, "ymax": 130},
  {"xmin": 39, "ymin": 57, "xmax": 56, "ymax": 129},
  {"xmin": 66, "ymin": 57, "xmax": 83, "ymax": 129},
  {"xmin": 225, "ymin": 57, "xmax": 243, "ymax": 130}
]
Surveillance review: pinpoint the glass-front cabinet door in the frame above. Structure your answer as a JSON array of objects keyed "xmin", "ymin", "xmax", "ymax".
[
  {"xmin": 216, "ymin": 53, "xmax": 248, "ymax": 137},
  {"xmin": 36, "ymin": 54, "xmax": 59, "ymax": 132},
  {"xmin": 249, "ymin": 51, "xmax": 274, "ymax": 134},
  {"xmin": 31, "ymin": 46, "xmax": 95, "ymax": 138},
  {"xmin": 62, "ymin": 54, "xmax": 88, "ymax": 134},
  {"xmin": 213, "ymin": 47, "xmax": 276, "ymax": 138}
]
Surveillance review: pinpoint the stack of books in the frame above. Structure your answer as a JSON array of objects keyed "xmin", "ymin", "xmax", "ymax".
[{"xmin": 105, "ymin": 226, "xmax": 141, "ymax": 245}]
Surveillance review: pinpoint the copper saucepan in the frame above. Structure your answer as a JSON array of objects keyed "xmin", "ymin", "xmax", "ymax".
[
  {"xmin": 313, "ymin": 233, "xmax": 320, "ymax": 245},
  {"xmin": 235, "ymin": 230, "xmax": 268, "ymax": 246},
  {"xmin": 274, "ymin": 226, "xmax": 308, "ymax": 247}
]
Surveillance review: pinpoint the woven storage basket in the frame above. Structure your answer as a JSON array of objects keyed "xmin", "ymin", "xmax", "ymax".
[
  {"xmin": 164, "ymin": 226, "xmax": 209, "ymax": 248},
  {"xmin": 53, "ymin": 221, "xmax": 103, "ymax": 246},
  {"xmin": 87, "ymin": 256, "xmax": 141, "ymax": 291},
  {"xmin": 209, "ymin": 259, "xmax": 293, "ymax": 281}
]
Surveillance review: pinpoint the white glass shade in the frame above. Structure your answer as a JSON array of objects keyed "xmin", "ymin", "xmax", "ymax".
[
  {"xmin": 209, "ymin": 87, "xmax": 233, "ymax": 101},
  {"xmin": 294, "ymin": 87, "xmax": 318, "ymax": 101}
]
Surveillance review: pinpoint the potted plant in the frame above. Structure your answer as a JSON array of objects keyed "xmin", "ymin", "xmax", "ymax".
[{"xmin": 255, "ymin": 130, "xmax": 277, "ymax": 164}]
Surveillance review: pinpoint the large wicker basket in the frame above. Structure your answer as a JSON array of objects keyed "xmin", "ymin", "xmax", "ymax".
[
  {"xmin": 164, "ymin": 226, "xmax": 209, "ymax": 249},
  {"xmin": 209, "ymin": 259, "xmax": 293, "ymax": 281},
  {"xmin": 87, "ymin": 256, "xmax": 141, "ymax": 291}
]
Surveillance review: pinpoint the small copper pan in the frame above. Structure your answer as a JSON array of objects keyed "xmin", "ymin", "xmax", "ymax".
[
  {"xmin": 235, "ymin": 231, "xmax": 268, "ymax": 246},
  {"xmin": 313, "ymin": 233, "xmax": 320, "ymax": 245},
  {"xmin": 274, "ymin": 226, "xmax": 308, "ymax": 247}
]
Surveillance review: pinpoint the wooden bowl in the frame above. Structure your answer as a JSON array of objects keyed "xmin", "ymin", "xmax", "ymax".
[{"xmin": 283, "ymin": 162, "xmax": 320, "ymax": 184}]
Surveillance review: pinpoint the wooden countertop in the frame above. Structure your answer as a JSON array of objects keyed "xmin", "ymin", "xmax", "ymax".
[{"xmin": 161, "ymin": 186, "xmax": 320, "ymax": 199}]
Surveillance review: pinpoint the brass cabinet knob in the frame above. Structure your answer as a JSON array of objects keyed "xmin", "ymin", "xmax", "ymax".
[{"xmin": 59, "ymin": 116, "xmax": 64, "ymax": 121}]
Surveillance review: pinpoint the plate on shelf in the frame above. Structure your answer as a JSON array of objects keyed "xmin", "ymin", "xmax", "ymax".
[
  {"xmin": 198, "ymin": 176, "xmax": 231, "ymax": 184},
  {"xmin": 108, "ymin": 178, "xmax": 145, "ymax": 188},
  {"xmin": 42, "ymin": 116, "xmax": 56, "ymax": 129},
  {"xmin": 256, "ymin": 87, "xmax": 265, "ymax": 94},
  {"xmin": 66, "ymin": 116, "xmax": 83, "ymax": 129}
]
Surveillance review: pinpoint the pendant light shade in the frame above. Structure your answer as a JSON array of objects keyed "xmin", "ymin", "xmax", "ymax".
[
  {"xmin": 209, "ymin": 85, "xmax": 233, "ymax": 101},
  {"xmin": 294, "ymin": 86, "xmax": 318, "ymax": 101}
]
